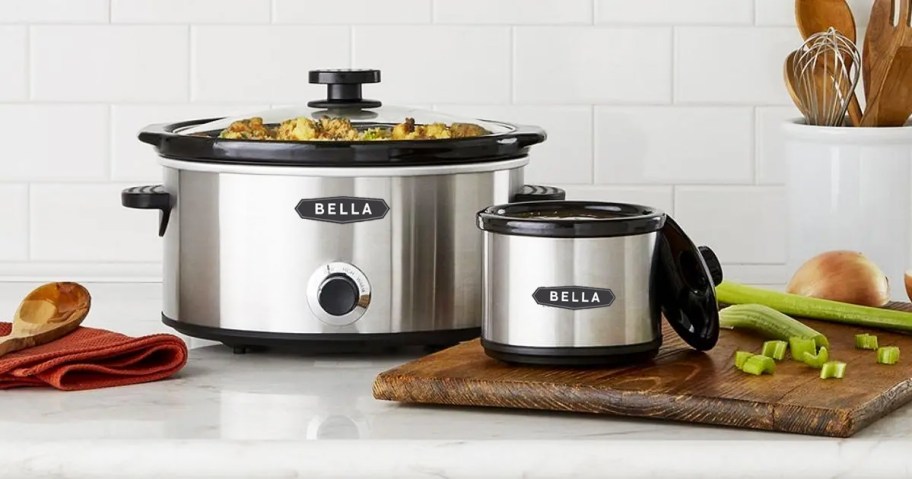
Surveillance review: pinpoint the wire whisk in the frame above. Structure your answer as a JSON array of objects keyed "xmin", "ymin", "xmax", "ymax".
[{"xmin": 793, "ymin": 27, "xmax": 861, "ymax": 127}]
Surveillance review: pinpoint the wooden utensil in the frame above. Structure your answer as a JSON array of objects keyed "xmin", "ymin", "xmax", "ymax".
[
  {"xmin": 863, "ymin": 0, "xmax": 901, "ymax": 99},
  {"xmin": 0, "ymin": 282, "xmax": 91, "ymax": 358},
  {"xmin": 795, "ymin": 0, "xmax": 864, "ymax": 126},
  {"xmin": 784, "ymin": 51, "xmax": 805, "ymax": 112},
  {"xmin": 374, "ymin": 303, "xmax": 912, "ymax": 438},
  {"xmin": 861, "ymin": 0, "xmax": 912, "ymax": 126},
  {"xmin": 863, "ymin": 46, "xmax": 912, "ymax": 125}
]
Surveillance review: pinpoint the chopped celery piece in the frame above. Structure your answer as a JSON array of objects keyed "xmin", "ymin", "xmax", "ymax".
[
  {"xmin": 741, "ymin": 355, "xmax": 776, "ymax": 376},
  {"xmin": 761, "ymin": 340, "xmax": 788, "ymax": 360},
  {"xmin": 802, "ymin": 346, "xmax": 829, "ymax": 368},
  {"xmin": 820, "ymin": 361, "xmax": 846, "ymax": 379},
  {"xmin": 789, "ymin": 337, "xmax": 817, "ymax": 362},
  {"xmin": 877, "ymin": 346, "xmax": 901, "ymax": 365},
  {"xmin": 855, "ymin": 333, "xmax": 879, "ymax": 350},
  {"xmin": 735, "ymin": 351, "xmax": 754, "ymax": 369}
]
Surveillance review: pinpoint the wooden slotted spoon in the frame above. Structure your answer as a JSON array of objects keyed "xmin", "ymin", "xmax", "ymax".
[
  {"xmin": 0, "ymin": 282, "xmax": 91, "ymax": 358},
  {"xmin": 862, "ymin": 0, "xmax": 912, "ymax": 126}
]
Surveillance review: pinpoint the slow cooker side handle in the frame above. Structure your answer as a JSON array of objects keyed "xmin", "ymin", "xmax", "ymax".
[
  {"xmin": 511, "ymin": 185, "xmax": 566, "ymax": 202},
  {"xmin": 121, "ymin": 185, "xmax": 172, "ymax": 237}
]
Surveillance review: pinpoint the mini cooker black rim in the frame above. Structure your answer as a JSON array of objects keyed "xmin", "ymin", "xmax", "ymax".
[{"xmin": 476, "ymin": 201, "xmax": 666, "ymax": 238}]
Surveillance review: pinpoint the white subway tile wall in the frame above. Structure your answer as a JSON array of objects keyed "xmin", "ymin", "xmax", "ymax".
[{"xmin": 0, "ymin": 0, "xmax": 843, "ymax": 286}]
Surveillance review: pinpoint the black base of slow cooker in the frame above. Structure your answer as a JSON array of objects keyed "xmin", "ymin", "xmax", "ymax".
[
  {"xmin": 162, "ymin": 315, "xmax": 479, "ymax": 354},
  {"xmin": 481, "ymin": 337, "xmax": 662, "ymax": 366}
]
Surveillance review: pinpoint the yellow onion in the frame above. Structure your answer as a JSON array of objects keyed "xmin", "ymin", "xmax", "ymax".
[
  {"xmin": 786, "ymin": 251, "xmax": 890, "ymax": 307},
  {"xmin": 905, "ymin": 270, "xmax": 912, "ymax": 303}
]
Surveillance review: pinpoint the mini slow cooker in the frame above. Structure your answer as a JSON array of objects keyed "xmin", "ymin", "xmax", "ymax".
[
  {"xmin": 121, "ymin": 69, "xmax": 563, "ymax": 351},
  {"xmin": 476, "ymin": 201, "xmax": 723, "ymax": 365}
]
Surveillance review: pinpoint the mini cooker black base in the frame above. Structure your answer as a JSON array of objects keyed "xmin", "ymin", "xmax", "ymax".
[
  {"xmin": 481, "ymin": 337, "xmax": 662, "ymax": 366},
  {"xmin": 162, "ymin": 315, "xmax": 480, "ymax": 354}
]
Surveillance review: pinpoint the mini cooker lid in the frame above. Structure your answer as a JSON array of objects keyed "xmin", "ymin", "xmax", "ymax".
[
  {"xmin": 477, "ymin": 201, "xmax": 722, "ymax": 351},
  {"xmin": 138, "ymin": 69, "xmax": 546, "ymax": 167},
  {"xmin": 476, "ymin": 201, "xmax": 666, "ymax": 238}
]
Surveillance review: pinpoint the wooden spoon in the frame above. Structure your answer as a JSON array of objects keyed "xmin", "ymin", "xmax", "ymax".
[
  {"xmin": 795, "ymin": 0, "xmax": 864, "ymax": 126},
  {"xmin": 784, "ymin": 51, "xmax": 805, "ymax": 113},
  {"xmin": 0, "ymin": 282, "xmax": 91, "ymax": 358}
]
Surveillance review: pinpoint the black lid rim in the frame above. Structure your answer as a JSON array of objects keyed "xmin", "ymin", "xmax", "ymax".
[
  {"xmin": 477, "ymin": 201, "xmax": 667, "ymax": 238},
  {"xmin": 138, "ymin": 118, "xmax": 546, "ymax": 167}
]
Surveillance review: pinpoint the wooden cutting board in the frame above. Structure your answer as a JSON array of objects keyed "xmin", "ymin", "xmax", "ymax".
[{"xmin": 373, "ymin": 303, "xmax": 912, "ymax": 437}]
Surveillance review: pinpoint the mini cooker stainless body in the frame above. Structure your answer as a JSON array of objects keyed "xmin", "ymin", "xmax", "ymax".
[
  {"xmin": 482, "ymin": 233, "xmax": 660, "ymax": 350},
  {"xmin": 477, "ymin": 202, "xmax": 722, "ymax": 365},
  {"xmin": 123, "ymin": 69, "xmax": 563, "ymax": 350}
]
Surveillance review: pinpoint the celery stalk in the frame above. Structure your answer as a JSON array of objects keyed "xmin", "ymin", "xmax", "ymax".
[
  {"xmin": 716, "ymin": 282, "xmax": 912, "ymax": 332},
  {"xmin": 720, "ymin": 304, "xmax": 829, "ymax": 349}
]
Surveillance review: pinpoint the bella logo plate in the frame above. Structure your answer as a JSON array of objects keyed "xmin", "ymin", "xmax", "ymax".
[
  {"xmin": 295, "ymin": 197, "xmax": 390, "ymax": 224},
  {"xmin": 532, "ymin": 286, "xmax": 616, "ymax": 310}
]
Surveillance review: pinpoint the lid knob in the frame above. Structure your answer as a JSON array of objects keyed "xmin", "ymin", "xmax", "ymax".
[
  {"xmin": 698, "ymin": 246, "xmax": 723, "ymax": 286},
  {"xmin": 308, "ymin": 69, "xmax": 382, "ymax": 109}
]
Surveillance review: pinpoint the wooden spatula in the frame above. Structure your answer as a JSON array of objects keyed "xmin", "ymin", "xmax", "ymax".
[
  {"xmin": 862, "ymin": 0, "xmax": 912, "ymax": 125},
  {"xmin": 864, "ymin": 0, "xmax": 901, "ymax": 99},
  {"xmin": 863, "ymin": 46, "xmax": 912, "ymax": 125},
  {"xmin": 0, "ymin": 282, "xmax": 91, "ymax": 358}
]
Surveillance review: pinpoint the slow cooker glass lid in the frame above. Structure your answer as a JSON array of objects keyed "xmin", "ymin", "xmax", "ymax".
[
  {"xmin": 178, "ymin": 104, "xmax": 512, "ymax": 138},
  {"xmin": 138, "ymin": 69, "xmax": 545, "ymax": 167},
  {"xmin": 182, "ymin": 69, "xmax": 511, "ymax": 138}
]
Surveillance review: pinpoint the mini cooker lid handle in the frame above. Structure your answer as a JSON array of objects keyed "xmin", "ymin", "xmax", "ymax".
[
  {"xmin": 307, "ymin": 69, "xmax": 382, "ymax": 109},
  {"xmin": 657, "ymin": 217, "xmax": 722, "ymax": 351}
]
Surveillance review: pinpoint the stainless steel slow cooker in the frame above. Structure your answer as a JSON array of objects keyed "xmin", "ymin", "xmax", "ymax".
[
  {"xmin": 476, "ymin": 201, "xmax": 723, "ymax": 365},
  {"xmin": 122, "ymin": 69, "xmax": 564, "ymax": 351}
]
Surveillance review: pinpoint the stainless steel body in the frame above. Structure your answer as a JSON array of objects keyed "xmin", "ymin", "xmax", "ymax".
[
  {"xmin": 482, "ymin": 232, "xmax": 660, "ymax": 348},
  {"xmin": 160, "ymin": 157, "xmax": 526, "ymax": 335}
]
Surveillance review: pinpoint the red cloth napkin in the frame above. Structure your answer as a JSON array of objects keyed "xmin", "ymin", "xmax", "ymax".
[{"xmin": 0, "ymin": 322, "xmax": 188, "ymax": 391}]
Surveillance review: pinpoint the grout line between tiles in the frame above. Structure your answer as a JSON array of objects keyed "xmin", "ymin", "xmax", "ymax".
[
  {"xmin": 752, "ymin": 106, "xmax": 759, "ymax": 185},
  {"xmin": 670, "ymin": 26, "xmax": 676, "ymax": 104},
  {"xmin": 670, "ymin": 185, "xmax": 676, "ymax": 216},
  {"xmin": 589, "ymin": 105, "xmax": 595, "ymax": 184},
  {"xmin": 25, "ymin": 183, "xmax": 31, "ymax": 261},
  {"xmin": 106, "ymin": 104, "xmax": 114, "ymax": 180},
  {"xmin": 187, "ymin": 25, "xmax": 195, "ymax": 102},
  {"xmin": 349, "ymin": 26, "xmax": 355, "ymax": 66},
  {"xmin": 508, "ymin": 26, "xmax": 514, "ymax": 105},
  {"xmin": 24, "ymin": 26, "xmax": 31, "ymax": 101}
]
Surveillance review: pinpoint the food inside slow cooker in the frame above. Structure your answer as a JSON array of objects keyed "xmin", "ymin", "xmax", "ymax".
[{"xmin": 218, "ymin": 116, "xmax": 489, "ymax": 141}]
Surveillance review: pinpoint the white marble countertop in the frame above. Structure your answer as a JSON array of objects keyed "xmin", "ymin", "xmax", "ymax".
[{"xmin": 1, "ymin": 282, "xmax": 912, "ymax": 478}]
